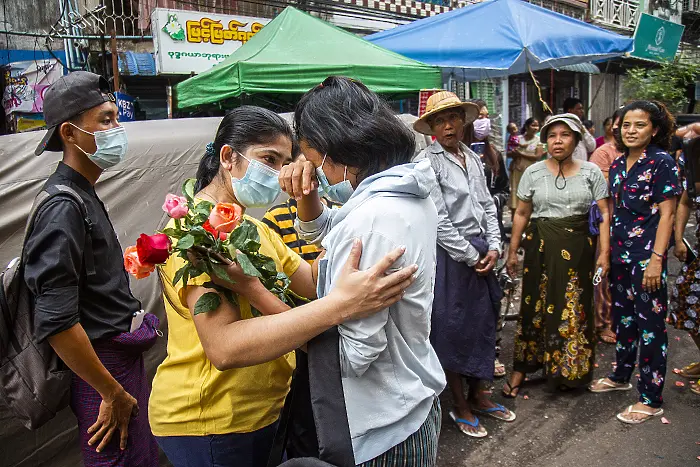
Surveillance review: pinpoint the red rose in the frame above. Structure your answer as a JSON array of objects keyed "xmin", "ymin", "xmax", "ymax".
[
  {"xmin": 203, "ymin": 220, "xmax": 228, "ymax": 241},
  {"xmin": 136, "ymin": 233, "xmax": 172, "ymax": 265}
]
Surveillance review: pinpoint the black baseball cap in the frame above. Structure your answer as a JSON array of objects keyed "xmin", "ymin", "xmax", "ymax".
[{"xmin": 35, "ymin": 71, "xmax": 115, "ymax": 156}]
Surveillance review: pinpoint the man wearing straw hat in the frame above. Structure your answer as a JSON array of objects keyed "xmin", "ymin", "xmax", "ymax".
[{"xmin": 415, "ymin": 91, "xmax": 516, "ymax": 438}]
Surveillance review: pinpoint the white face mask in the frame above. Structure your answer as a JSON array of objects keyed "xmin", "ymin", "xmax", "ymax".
[
  {"xmin": 230, "ymin": 150, "xmax": 282, "ymax": 209},
  {"xmin": 70, "ymin": 123, "xmax": 129, "ymax": 170}
]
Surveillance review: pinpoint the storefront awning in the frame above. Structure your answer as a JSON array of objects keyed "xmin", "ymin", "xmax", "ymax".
[
  {"xmin": 557, "ymin": 62, "xmax": 600, "ymax": 74},
  {"xmin": 367, "ymin": 0, "xmax": 632, "ymax": 80}
]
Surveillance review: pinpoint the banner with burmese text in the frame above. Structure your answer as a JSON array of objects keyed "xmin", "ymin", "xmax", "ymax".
[{"xmin": 151, "ymin": 7, "xmax": 270, "ymax": 75}]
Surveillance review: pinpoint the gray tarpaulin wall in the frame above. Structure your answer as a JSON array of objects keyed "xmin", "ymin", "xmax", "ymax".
[
  {"xmin": 0, "ymin": 114, "xmax": 430, "ymax": 467},
  {"xmin": 0, "ymin": 117, "xmax": 222, "ymax": 467}
]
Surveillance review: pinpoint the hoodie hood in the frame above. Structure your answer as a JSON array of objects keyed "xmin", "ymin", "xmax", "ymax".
[{"xmin": 329, "ymin": 159, "xmax": 437, "ymax": 227}]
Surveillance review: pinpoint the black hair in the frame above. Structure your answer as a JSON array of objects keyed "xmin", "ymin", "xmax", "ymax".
[
  {"xmin": 612, "ymin": 108, "xmax": 624, "ymax": 124},
  {"xmin": 613, "ymin": 100, "xmax": 675, "ymax": 152},
  {"xmin": 521, "ymin": 117, "xmax": 538, "ymax": 135},
  {"xmin": 194, "ymin": 106, "xmax": 297, "ymax": 192},
  {"xmin": 563, "ymin": 97, "xmax": 583, "ymax": 113},
  {"xmin": 471, "ymin": 99, "xmax": 488, "ymax": 112},
  {"xmin": 582, "ymin": 119, "xmax": 594, "ymax": 130},
  {"xmin": 294, "ymin": 76, "xmax": 415, "ymax": 180},
  {"xmin": 602, "ymin": 117, "xmax": 613, "ymax": 128}
]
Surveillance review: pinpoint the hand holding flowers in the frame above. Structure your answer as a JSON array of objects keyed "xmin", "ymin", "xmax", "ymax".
[{"xmin": 125, "ymin": 179, "xmax": 298, "ymax": 315}]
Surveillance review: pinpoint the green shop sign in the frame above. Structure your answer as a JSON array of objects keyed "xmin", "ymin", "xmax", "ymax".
[{"xmin": 631, "ymin": 13, "xmax": 685, "ymax": 62}]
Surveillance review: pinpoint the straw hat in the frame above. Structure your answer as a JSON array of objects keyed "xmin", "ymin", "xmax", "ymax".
[
  {"xmin": 539, "ymin": 113, "xmax": 583, "ymax": 143},
  {"xmin": 413, "ymin": 91, "xmax": 479, "ymax": 136}
]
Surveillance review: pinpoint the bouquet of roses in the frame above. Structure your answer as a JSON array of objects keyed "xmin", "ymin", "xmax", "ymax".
[{"xmin": 124, "ymin": 178, "xmax": 295, "ymax": 315}]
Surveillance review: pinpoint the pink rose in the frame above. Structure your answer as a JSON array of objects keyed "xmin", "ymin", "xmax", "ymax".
[{"xmin": 162, "ymin": 194, "xmax": 189, "ymax": 219}]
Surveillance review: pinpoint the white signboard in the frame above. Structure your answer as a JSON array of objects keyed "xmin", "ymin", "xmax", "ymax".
[{"xmin": 152, "ymin": 8, "xmax": 270, "ymax": 75}]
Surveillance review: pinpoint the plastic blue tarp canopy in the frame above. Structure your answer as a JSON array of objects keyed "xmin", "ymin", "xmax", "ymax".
[{"xmin": 367, "ymin": 0, "xmax": 633, "ymax": 81}]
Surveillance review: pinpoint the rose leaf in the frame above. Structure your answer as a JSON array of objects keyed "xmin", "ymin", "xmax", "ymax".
[
  {"xmin": 183, "ymin": 178, "xmax": 196, "ymax": 203},
  {"xmin": 193, "ymin": 292, "xmax": 221, "ymax": 315},
  {"xmin": 236, "ymin": 252, "xmax": 262, "ymax": 277},
  {"xmin": 176, "ymin": 234, "xmax": 195, "ymax": 250}
]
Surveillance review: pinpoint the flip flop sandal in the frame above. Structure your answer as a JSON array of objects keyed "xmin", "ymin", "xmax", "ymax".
[
  {"xmin": 691, "ymin": 382, "xmax": 700, "ymax": 395},
  {"xmin": 494, "ymin": 360, "xmax": 506, "ymax": 378},
  {"xmin": 616, "ymin": 405, "xmax": 664, "ymax": 425},
  {"xmin": 588, "ymin": 378, "xmax": 633, "ymax": 393},
  {"xmin": 449, "ymin": 410, "xmax": 488, "ymax": 438},
  {"xmin": 473, "ymin": 403, "xmax": 517, "ymax": 422},
  {"xmin": 502, "ymin": 381, "xmax": 521, "ymax": 398},
  {"xmin": 598, "ymin": 329, "xmax": 616, "ymax": 344},
  {"xmin": 678, "ymin": 362, "xmax": 700, "ymax": 379}
]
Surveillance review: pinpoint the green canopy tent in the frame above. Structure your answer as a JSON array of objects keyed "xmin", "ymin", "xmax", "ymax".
[{"xmin": 175, "ymin": 7, "xmax": 441, "ymax": 110}]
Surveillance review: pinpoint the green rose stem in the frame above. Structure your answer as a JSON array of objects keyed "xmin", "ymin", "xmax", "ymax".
[{"xmin": 190, "ymin": 244, "xmax": 233, "ymax": 266}]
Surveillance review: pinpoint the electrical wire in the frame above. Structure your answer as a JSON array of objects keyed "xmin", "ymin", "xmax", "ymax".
[{"xmin": 172, "ymin": 0, "xmax": 418, "ymax": 24}]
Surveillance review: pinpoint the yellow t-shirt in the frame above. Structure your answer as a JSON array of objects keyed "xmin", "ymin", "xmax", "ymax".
[{"xmin": 149, "ymin": 215, "xmax": 301, "ymax": 436}]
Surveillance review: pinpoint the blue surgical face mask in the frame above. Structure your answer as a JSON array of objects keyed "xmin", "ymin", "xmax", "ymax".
[
  {"xmin": 316, "ymin": 155, "xmax": 354, "ymax": 204},
  {"xmin": 230, "ymin": 150, "xmax": 282, "ymax": 209},
  {"xmin": 71, "ymin": 123, "xmax": 128, "ymax": 170}
]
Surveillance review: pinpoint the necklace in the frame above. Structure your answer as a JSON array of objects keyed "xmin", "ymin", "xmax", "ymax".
[{"xmin": 198, "ymin": 190, "xmax": 220, "ymax": 204}]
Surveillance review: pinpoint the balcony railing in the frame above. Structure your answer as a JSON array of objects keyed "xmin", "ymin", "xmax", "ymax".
[
  {"xmin": 590, "ymin": 0, "xmax": 641, "ymax": 31},
  {"xmin": 683, "ymin": 0, "xmax": 700, "ymax": 14}
]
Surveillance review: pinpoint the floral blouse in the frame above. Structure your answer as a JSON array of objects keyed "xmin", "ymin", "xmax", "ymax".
[{"xmin": 609, "ymin": 145, "xmax": 681, "ymax": 265}]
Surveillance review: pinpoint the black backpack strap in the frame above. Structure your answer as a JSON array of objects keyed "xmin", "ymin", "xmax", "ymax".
[{"xmin": 24, "ymin": 185, "xmax": 96, "ymax": 277}]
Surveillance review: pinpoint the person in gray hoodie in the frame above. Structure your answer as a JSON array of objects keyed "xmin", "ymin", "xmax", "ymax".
[{"xmin": 280, "ymin": 76, "xmax": 446, "ymax": 467}]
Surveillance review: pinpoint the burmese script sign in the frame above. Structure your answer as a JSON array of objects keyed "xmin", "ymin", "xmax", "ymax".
[{"xmin": 152, "ymin": 8, "xmax": 270, "ymax": 75}]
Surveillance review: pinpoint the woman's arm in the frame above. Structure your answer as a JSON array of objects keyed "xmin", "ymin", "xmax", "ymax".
[
  {"xmin": 595, "ymin": 198, "xmax": 611, "ymax": 277},
  {"xmin": 643, "ymin": 198, "xmax": 677, "ymax": 292},
  {"xmin": 506, "ymin": 199, "xmax": 533, "ymax": 277},
  {"xmin": 514, "ymin": 148, "xmax": 540, "ymax": 161},
  {"xmin": 187, "ymin": 240, "xmax": 416, "ymax": 370},
  {"xmin": 674, "ymin": 190, "xmax": 691, "ymax": 262}
]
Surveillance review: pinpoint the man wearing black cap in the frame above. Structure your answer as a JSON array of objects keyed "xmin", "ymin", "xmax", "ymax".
[{"xmin": 25, "ymin": 71, "xmax": 159, "ymax": 466}]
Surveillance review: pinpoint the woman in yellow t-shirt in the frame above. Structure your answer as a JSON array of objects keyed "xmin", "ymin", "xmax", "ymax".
[{"xmin": 148, "ymin": 107, "xmax": 416, "ymax": 467}]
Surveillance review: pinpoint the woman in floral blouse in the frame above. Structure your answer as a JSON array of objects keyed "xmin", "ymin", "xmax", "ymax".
[
  {"xmin": 671, "ymin": 136, "xmax": 700, "ymax": 396},
  {"xmin": 589, "ymin": 101, "xmax": 681, "ymax": 424}
]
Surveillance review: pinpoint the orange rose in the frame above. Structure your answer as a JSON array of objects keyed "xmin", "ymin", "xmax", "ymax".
[
  {"xmin": 208, "ymin": 202, "xmax": 243, "ymax": 233},
  {"xmin": 124, "ymin": 245, "xmax": 156, "ymax": 279}
]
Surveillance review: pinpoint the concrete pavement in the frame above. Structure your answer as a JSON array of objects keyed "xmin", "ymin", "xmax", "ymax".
[{"xmin": 436, "ymin": 259, "xmax": 700, "ymax": 467}]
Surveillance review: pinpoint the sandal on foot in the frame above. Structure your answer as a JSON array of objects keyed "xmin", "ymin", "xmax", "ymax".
[
  {"xmin": 691, "ymin": 382, "xmax": 700, "ymax": 395},
  {"xmin": 494, "ymin": 359, "xmax": 506, "ymax": 378},
  {"xmin": 449, "ymin": 410, "xmax": 488, "ymax": 438},
  {"xmin": 678, "ymin": 362, "xmax": 700, "ymax": 379},
  {"xmin": 616, "ymin": 405, "xmax": 663, "ymax": 425},
  {"xmin": 473, "ymin": 403, "xmax": 516, "ymax": 422},
  {"xmin": 599, "ymin": 328, "xmax": 616, "ymax": 344},
  {"xmin": 502, "ymin": 381, "xmax": 521, "ymax": 398},
  {"xmin": 588, "ymin": 378, "xmax": 632, "ymax": 393}
]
